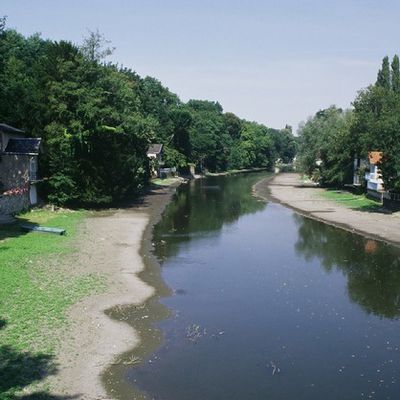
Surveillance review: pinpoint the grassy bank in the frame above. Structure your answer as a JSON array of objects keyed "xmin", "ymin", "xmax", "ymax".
[
  {"xmin": 0, "ymin": 209, "xmax": 105, "ymax": 400},
  {"xmin": 151, "ymin": 177, "xmax": 183, "ymax": 187},
  {"xmin": 321, "ymin": 189, "xmax": 382, "ymax": 211}
]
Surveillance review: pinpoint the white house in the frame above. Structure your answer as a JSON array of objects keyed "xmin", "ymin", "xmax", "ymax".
[
  {"xmin": 353, "ymin": 151, "xmax": 385, "ymax": 200},
  {"xmin": 365, "ymin": 151, "xmax": 384, "ymax": 197}
]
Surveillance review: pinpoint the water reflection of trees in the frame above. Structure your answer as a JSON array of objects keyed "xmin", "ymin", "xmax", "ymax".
[
  {"xmin": 294, "ymin": 214, "xmax": 400, "ymax": 319},
  {"xmin": 153, "ymin": 174, "xmax": 268, "ymax": 260}
]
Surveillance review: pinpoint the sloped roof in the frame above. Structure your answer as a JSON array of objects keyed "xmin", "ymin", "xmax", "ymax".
[
  {"xmin": 0, "ymin": 123, "xmax": 25, "ymax": 134},
  {"xmin": 147, "ymin": 144, "xmax": 163, "ymax": 154},
  {"xmin": 368, "ymin": 151, "xmax": 383, "ymax": 165},
  {"xmin": 4, "ymin": 138, "xmax": 41, "ymax": 155}
]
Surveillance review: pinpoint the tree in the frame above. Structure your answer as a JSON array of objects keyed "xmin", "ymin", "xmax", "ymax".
[
  {"xmin": 170, "ymin": 108, "xmax": 192, "ymax": 158},
  {"xmin": 270, "ymin": 126, "xmax": 297, "ymax": 164},
  {"xmin": 186, "ymin": 100, "xmax": 228, "ymax": 171},
  {"xmin": 0, "ymin": 15, "xmax": 6, "ymax": 34},
  {"xmin": 352, "ymin": 55, "xmax": 400, "ymax": 193},
  {"xmin": 391, "ymin": 55, "xmax": 400, "ymax": 93},
  {"xmin": 80, "ymin": 29, "xmax": 115, "ymax": 62},
  {"xmin": 223, "ymin": 112, "xmax": 242, "ymax": 140},
  {"xmin": 297, "ymin": 106, "xmax": 354, "ymax": 186},
  {"xmin": 376, "ymin": 56, "xmax": 391, "ymax": 89},
  {"xmin": 0, "ymin": 23, "xmax": 288, "ymax": 205}
]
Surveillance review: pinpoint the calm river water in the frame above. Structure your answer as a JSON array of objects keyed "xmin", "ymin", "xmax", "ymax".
[{"xmin": 122, "ymin": 173, "xmax": 400, "ymax": 399}]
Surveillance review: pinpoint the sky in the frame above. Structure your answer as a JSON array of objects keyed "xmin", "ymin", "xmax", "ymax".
[{"xmin": 2, "ymin": 0, "xmax": 400, "ymax": 131}]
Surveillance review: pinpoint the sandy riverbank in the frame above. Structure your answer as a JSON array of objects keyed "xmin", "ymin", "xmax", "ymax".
[
  {"xmin": 44, "ymin": 184, "xmax": 178, "ymax": 400},
  {"xmin": 255, "ymin": 173, "xmax": 400, "ymax": 247}
]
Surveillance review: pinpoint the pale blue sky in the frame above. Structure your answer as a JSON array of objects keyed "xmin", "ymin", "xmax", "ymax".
[{"xmin": 2, "ymin": 0, "xmax": 399, "ymax": 130}]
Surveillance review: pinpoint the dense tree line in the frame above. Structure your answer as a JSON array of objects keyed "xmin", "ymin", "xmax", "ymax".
[
  {"xmin": 0, "ymin": 21, "xmax": 296, "ymax": 206},
  {"xmin": 297, "ymin": 55, "xmax": 400, "ymax": 193}
]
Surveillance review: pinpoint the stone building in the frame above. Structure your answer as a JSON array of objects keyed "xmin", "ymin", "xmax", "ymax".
[{"xmin": 0, "ymin": 123, "xmax": 41, "ymax": 216}]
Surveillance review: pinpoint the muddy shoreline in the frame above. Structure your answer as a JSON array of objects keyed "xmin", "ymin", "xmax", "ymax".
[
  {"xmin": 44, "ymin": 182, "xmax": 180, "ymax": 400},
  {"xmin": 254, "ymin": 173, "xmax": 400, "ymax": 247},
  {"xmin": 100, "ymin": 181, "xmax": 183, "ymax": 400}
]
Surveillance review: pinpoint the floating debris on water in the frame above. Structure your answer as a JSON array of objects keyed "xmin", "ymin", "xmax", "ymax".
[
  {"xmin": 270, "ymin": 361, "xmax": 281, "ymax": 376},
  {"xmin": 186, "ymin": 324, "xmax": 206, "ymax": 343}
]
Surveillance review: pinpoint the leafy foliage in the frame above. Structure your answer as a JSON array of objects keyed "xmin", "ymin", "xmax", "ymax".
[
  {"xmin": 0, "ymin": 24, "xmax": 296, "ymax": 205},
  {"xmin": 352, "ymin": 55, "xmax": 400, "ymax": 192},
  {"xmin": 296, "ymin": 55, "xmax": 400, "ymax": 193},
  {"xmin": 297, "ymin": 106, "xmax": 354, "ymax": 186}
]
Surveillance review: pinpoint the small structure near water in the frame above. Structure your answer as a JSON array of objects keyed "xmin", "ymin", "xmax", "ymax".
[
  {"xmin": 147, "ymin": 144, "xmax": 164, "ymax": 177},
  {"xmin": 353, "ymin": 151, "xmax": 400, "ymax": 209},
  {"xmin": 353, "ymin": 151, "xmax": 384, "ymax": 199},
  {"xmin": 0, "ymin": 123, "xmax": 41, "ymax": 217},
  {"xmin": 365, "ymin": 151, "xmax": 384, "ymax": 198}
]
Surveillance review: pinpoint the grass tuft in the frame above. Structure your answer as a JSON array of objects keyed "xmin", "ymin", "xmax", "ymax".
[
  {"xmin": 321, "ymin": 190, "xmax": 382, "ymax": 211},
  {"xmin": 151, "ymin": 177, "xmax": 182, "ymax": 186}
]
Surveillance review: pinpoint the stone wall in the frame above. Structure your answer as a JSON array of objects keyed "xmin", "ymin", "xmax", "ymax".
[
  {"xmin": 0, "ymin": 193, "xmax": 30, "ymax": 215},
  {"xmin": 0, "ymin": 154, "xmax": 31, "ymax": 190},
  {"xmin": 0, "ymin": 154, "xmax": 31, "ymax": 215},
  {"xmin": 383, "ymin": 192, "xmax": 400, "ymax": 211}
]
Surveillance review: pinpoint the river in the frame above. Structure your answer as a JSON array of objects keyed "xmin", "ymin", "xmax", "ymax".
[{"xmin": 105, "ymin": 172, "xmax": 400, "ymax": 400}]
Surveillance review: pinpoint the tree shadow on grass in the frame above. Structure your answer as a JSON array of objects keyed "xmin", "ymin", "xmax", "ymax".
[
  {"xmin": 0, "ymin": 319, "xmax": 79, "ymax": 400},
  {"xmin": 354, "ymin": 203, "xmax": 386, "ymax": 213},
  {"xmin": 0, "ymin": 345, "xmax": 57, "ymax": 397},
  {"xmin": 0, "ymin": 216, "xmax": 40, "ymax": 242},
  {"xmin": 0, "ymin": 345, "xmax": 80, "ymax": 399}
]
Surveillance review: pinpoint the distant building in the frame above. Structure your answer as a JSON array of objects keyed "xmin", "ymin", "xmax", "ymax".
[
  {"xmin": 0, "ymin": 123, "xmax": 41, "ymax": 216},
  {"xmin": 365, "ymin": 151, "xmax": 384, "ymax": 199},
  {"xmin": 147, "ymin": 143, "xmax": 163, "ymax": 161},
  {"xmin": 353, "ymin": 151, "xmax": 385, "ymax": 200},
  {"xmin": 147, "ymin": 144, "xmax": 163, "ymax": 177}
]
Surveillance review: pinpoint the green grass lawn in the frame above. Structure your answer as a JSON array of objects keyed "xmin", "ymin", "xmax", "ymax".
[
  {"xmin": 321, "ymin": 189, "xmax": 382, "ymax": 211},
  {"xmin": 151, "ymin": 177, "xmax": 182, "ymax": 186},
  {"xmin": 0, "ymin": 209, "xmax": 105, "ymax": 399}
]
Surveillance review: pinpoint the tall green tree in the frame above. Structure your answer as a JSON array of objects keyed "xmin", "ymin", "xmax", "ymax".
[
  {"xmin": 350, "ymin": 55, "xmax": 400, "ymax": 192},
  {"xmin": 377, "ymin": 56, "xmax": 391, "ymax": 89},
  {"xmin": 297, "ymin": 106, "xmax": 354, "ymax": 186},
  {"xmin": 391, "ymin": 55, "xmax": 400, "ymax": 93}
]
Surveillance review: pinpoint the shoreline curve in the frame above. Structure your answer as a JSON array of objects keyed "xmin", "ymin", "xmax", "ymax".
[
  {"xmin": 44, "ymin": 183, "xmax": 179, "ymax": 400},
  {"xmin": 254, "ymin": 173, "xmax": 400, "ymax": 248}
]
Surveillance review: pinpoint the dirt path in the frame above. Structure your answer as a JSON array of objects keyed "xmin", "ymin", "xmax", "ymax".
[
  {"xmin": 255, "ymin": 173, "xmax": 400, "ymax": 247},
  {"xmin": 45, "ymin": 185, "xmax": 178, "ymax": 400}
]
